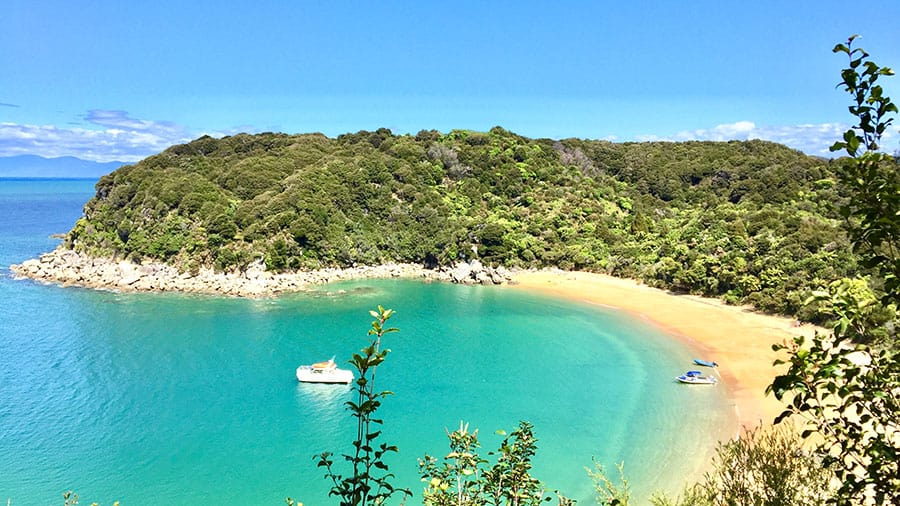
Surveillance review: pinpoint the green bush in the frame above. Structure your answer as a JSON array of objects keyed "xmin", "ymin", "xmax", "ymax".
[
  {"xmin": 68, "ymin": 127, "xmax": 864, "ymax": 322},
  {"xmin": 648, "ymin": 424, "xmax": 833, "ymax": 506}
]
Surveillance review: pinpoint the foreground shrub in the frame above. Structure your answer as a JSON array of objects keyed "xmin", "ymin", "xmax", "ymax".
[
  {"xmin": 419, "ymin": 421, "xmax": 572, "ymax": 505},
  {"xmin": 649, "ymin": 423, "xmax": 833, "ymax": 506}
]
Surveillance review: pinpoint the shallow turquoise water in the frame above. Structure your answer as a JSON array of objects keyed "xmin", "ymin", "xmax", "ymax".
[{"xmin": 0, "ymin": 179, "xmax": 731, "ymax": 505}]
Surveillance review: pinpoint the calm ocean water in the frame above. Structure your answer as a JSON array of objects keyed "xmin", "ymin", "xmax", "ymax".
[{"xmin": 0, "ymin": 178, "xmax": 731, "ymax": 505}]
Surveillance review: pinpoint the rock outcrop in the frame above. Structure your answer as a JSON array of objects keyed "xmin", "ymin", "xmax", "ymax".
[{"xmin": 10, "ymin": 247, "xmax": 514, "ymax": 297}]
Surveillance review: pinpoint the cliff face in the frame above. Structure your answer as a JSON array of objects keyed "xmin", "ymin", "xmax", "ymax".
[{"xmin": 15, "ymin": 128, "xmax": 859, "ymax": 317}]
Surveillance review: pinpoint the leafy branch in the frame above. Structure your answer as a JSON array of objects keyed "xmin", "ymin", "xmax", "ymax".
[
  {"xmin": 830, "ymin": 34, "xmax": 900, "ymax": 304},
  {"xmin": 419, "ymin": 421, "xmax": 570, "ymax": 506},
  {"xmin": 293, "ymin": 306, "xmax": 411, "ymax": 506},
  {"xmin": 769, "ymin": 36, "xmax": 900, "ymax": 505}
]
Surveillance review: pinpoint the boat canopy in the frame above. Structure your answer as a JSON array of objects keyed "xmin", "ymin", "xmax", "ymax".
[{"xmin": 311, "ymin": 358, "xmax": 336, "ymax": 370}]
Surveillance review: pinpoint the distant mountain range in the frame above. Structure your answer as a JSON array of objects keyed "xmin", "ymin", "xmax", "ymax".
[{"xmin": 0, "ymin": 155, "xmax": 126, "ymax": 178}]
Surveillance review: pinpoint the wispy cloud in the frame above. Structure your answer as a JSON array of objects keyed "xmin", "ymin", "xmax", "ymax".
[
  {"xmin": 635, "ymin": 121, "xmax": 875, "ymax": 157},
  {"xmin": 2, "ymin": 111, "xmax": 895, "ymax": 163},
  {"xmin": 84, "ymin": 109, "xmax": 181, "ymax": 132},
  {"xmin": 0, "ymin": 110, "xmax": 195, "ymax": 162}
]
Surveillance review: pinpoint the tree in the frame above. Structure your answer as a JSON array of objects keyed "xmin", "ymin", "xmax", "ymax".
[{"xmin": 768, "ymin": 36, "xmax": 900, "ymax": 505}]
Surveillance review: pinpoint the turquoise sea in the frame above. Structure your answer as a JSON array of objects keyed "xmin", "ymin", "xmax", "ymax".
[{"xmin": 0, "ymin": 178, "xmax": 732, "ymax": 505}]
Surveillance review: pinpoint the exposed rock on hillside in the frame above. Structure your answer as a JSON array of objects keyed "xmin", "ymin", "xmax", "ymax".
[{"xmin": 11, "ymin": 248, "xmax": 513, "ymax": 297}]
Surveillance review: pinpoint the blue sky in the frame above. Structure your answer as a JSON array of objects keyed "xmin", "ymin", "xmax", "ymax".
[{"xmin": 2, "ymin": 0, "xmax": 899, "ymax": 162}]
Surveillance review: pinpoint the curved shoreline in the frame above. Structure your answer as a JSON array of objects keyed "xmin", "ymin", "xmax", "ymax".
[
  {"xmin": 506, "ymin": 269, "xmax": 824, "ymax": 434},
  {"xmin": 12, "ymin": 249, "xmax": 819, "ymax": 432},
  {"xmin": 10, "ymin": 251, "xmax": 824, "ymax": 495}
]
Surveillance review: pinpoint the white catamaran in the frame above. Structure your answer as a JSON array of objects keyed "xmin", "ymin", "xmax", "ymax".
[{"xmin": 296, "ymin": 357, "xmax": 354, "ymax": 384}]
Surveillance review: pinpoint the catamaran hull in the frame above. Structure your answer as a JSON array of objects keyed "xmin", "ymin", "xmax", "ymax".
[
  {"xmin": 676, "ymin": 374, "xmax": 717, "ymax": 384},
  {"xmin": 296, "ymin": 366, "xmax": 354, "ymax": 384}
]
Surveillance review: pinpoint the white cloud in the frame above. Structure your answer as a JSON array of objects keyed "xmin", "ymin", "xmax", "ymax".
[
  {"xmin": 637, "ymin": 121, "xmax": 869, "ymax": 157},
  {"xmin": 0, "ymin": 110, "xmax": 195, "ymax": 162},
  {"xmin": 84, "ymin": 110, "xmax": 186, "ymax": 137},
  {"xmin": 2, "ymin": 111, "xmax": 896, "ymax": 163},
  {"xmin": 0, "ymin": 111, "xmax": 268, "ymax": 162}
]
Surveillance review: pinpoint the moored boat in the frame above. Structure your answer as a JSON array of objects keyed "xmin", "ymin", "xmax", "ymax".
[
  {"xmin": 693, "ymin": 358, "xmax": 718, "ymax": 367},
  {"xmin": 676, "ymin": 370, "xmax": 718, "ymax": 384},
  {"xmin": 296, "ymin": 357, "xmax": 354, "ymax": 384}
]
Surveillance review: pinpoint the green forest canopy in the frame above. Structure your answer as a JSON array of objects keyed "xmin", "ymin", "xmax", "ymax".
[{"xmin": 68, "ymin": 127, "xmax": 861, "ymax": 321}]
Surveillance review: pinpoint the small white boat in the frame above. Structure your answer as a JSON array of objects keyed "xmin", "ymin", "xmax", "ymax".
[
  {"xmin": 676, "ymin": 370, "xmax": 718, "ymax": 384},
  {"xmin": 296, "ymin": 357, "xmax": 354, "ymax": 384}
]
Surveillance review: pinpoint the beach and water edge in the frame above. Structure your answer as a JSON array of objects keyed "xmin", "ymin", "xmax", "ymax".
[
  {"xmin": 9, "ymin": 245, "xmax": 822, "ymax": 498},
  {"xmin": 13, "ymin": 253, "xmax": 817, "ymax": 433},
  {"xmin": 508, "ymin": 269, "xmax": 825, "ymax": 495},
  {"xmin": 510, "ymin": 270, "xmax": 822, "ymax": 431}
]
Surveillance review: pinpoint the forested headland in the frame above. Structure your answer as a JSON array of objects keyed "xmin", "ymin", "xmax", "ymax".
[
  {"xmin": 65, "ymin": 127, "xmax": 862, "ymax": 322},
  {"xmin": 29, "ymin": 36, "xmax": 900, "ymax": 506}
]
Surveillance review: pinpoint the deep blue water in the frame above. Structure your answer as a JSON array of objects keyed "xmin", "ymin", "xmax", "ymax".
[{"xmin": 0, "ymin": 178, "xmax": 731, "ymax": 505}]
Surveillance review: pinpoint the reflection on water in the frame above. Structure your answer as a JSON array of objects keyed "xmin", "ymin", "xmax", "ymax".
[
  {"xmin": 295, "ymin": 381, "xmax": 353, "ymax": 406},
  {"xmin": 299, "ymin": 285, "xmax": 379, "ymax": 299},
  {"xmin": 294, "ymin": 382, "xmax": 354, "ymax": 430}
]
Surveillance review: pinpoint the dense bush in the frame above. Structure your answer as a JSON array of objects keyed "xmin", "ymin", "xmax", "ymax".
[
  {"xmin": 68, "ymin": 128, "xmax": 862, "ymax": 321},
  {"xmin": 647, "ymin": 424, "xmax": 833, "ymax": 506}
]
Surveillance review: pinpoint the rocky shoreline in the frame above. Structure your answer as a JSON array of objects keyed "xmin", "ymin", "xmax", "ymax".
[{"xmin": 9, "ymin": 247, "xmax": 514, "ymax": 297}]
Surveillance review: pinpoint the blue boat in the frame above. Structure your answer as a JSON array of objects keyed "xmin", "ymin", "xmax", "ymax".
[
  {"xmin": 676, "ymin": 371, "xmax": 718, "ymax": 384},
  {"xmin": 694, "ymin": 358, "xmax": 718, "ymax": 367}
]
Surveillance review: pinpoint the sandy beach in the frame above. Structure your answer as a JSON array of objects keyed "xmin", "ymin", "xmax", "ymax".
[
  {"xmin": 509, "ymin": 269, "xmax": 825, "ymax": 434},
  {"xmin": 13, "ymin": 245, "xmax": 819, "ymax": 433}
]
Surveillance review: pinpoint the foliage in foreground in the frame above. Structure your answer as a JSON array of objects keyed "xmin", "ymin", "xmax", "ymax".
[
  {"xmin": 769, "ymin": 36, "xmax": 900, "ymax": 505},
  {"xmin": 59, "ymin": 491, "xmax": 118, "ymax": 506},
  {"xmin": 586, "ymin": 459, "xmax": 629, "ymax": 506},
  {"xmin": 419, "ymin": 421, "xmax": 571, "ymax": 506},
  {"xmin": 647, "ymin": 424, "xmax": 833, "ymax": 506}
]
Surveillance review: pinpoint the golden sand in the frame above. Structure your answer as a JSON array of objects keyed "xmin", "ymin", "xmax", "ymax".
[{"xmin": 508, "ymin": 269, "xmax": 825, "ymax": 433}]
